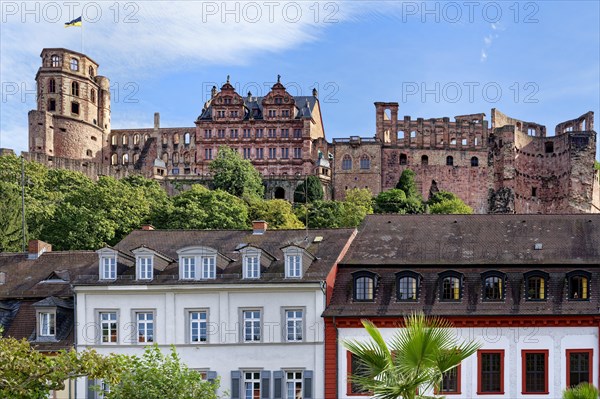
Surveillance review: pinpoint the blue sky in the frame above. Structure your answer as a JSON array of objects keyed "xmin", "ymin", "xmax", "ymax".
[{"xmin": 1, "ymin": 1, "xmax": 599, "ymax": 159}]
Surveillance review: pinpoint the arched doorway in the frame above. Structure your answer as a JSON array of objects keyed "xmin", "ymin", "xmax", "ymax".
[{"xmin": 274, "ymin": 187, "xmax": 285, "ymax": 199}]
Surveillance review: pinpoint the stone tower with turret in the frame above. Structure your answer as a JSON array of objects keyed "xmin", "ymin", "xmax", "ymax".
[{"xmin": 28, "ymin": 48, "xmax": 110, "ymax": 162}]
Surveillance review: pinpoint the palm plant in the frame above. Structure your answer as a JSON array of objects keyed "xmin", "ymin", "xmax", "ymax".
[
  {"xmin": 343, "ymin": 312, "xmax": 481, "ymax": 399},
  {"xmin": 563, "ymin": 383, "xmax": 600, "ymax": 399}
]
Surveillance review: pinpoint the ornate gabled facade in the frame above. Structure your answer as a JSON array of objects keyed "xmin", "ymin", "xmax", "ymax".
[{"xmin": 23, "ymin": 47, "xmax": 599, "ymax": 212}]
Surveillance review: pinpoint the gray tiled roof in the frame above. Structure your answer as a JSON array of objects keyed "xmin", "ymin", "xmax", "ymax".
[{"xmin": 197, "ymin": 96, "xmax": 318, "ymax": 121}]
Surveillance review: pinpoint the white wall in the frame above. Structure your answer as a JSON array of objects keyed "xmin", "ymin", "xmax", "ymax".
[
  {"xmin": 75, "ymin": 284, "xmax": 325, "ymax": 398},
  {"xmin": 338, "ymin": 326, "xmax": 598, "ymax": 399}
]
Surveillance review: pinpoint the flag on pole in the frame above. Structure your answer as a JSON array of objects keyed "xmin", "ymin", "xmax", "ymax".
[{"xmin": 64, "ymin": 16, "xmax": 82, "ymax": 27}]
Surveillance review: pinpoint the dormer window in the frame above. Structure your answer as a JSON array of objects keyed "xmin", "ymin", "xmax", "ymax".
[
  {"xmin": 137, "ymin": 256, "xmax": 153, "ymax": 280},
  {"xmin": 182, "ymin": 256, "xmax": 196, "ymax": 279},
  {"xmin": 482, "ymin": 271, "xmax": 505, "ymax": 301},
  {"xmin": 39, "ymin": 312, "xmax": 56, "ymax": 336},
  {"xmin": 101, "ymin": 256, "xmax": 116, "ymax": 280},
  {"xmin": 178, "ymin": 247, "xmax": 224, "ymax": 281},
  {"xmin": 439, "ymin": 271, "xmax": 462, "ymax": 301},
  {"xmin": 567, "ymin": 271, "xmax": 591, "ymax": 300},
  {"xmin": 201, "ymin": 257, "xmax": 216, "ymax": 279},
  {"xmin": 525, "ymin": 271, "xmax": 549, "ymax": 301},
  {"xmin": 396, "ymin": 271, "xmax": 420, "ymax": 301},
  {"xmin": 286, "ymin": 255, "xmax": 301, "ymax": 278},
  {"xmin": 353, "ymin": 272, "xmax": 377, "ymax": 302},
  {"xmin": 243, "ymin": 255, "xmax": 260, "ymax": 279}
]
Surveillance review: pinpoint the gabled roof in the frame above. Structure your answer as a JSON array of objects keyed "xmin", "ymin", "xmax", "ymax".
[
  {"xmin": 342, "ymin": 214, "xmax": 600, "ymax": 265},
  {"xmin": 197, "ymin": 95, "xmax": 318, "ymax": 122},
  {"xmin": 33, "ymin": 296, "xmax": 74, "ymax": 309}
]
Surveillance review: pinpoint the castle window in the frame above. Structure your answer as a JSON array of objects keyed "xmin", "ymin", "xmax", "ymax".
[
  {"xmin": 545, "ymin": 142, "xmax": 554, "ymax": 154},
  {"xmin": 122, "ymin": 135, "xmax": 128, "ymax": 146},
  {"xmin": 111, "ymin": 135, "xmax": 118, "ymax": 146},
  {"xmin": 421, "ymin": 155, "xmax": 429, "ymax": 165},
  {"xmin": 396, "ymin": 271, "xmax": 419, "ymax": 301},
  {"xmin": 90, "ymin": 89, "xmax": 96, "ymax": 104},
  {"xmin": 446, "ymin": 156, "xmax": 454, "ymax": 166},
  {"xmin": 173, "ymin": 153, "xmax": 179, "ymax": 164},
  {"xmin": 51, "ymin": 55, "xmax": 60, "ymax": 67},
  {"xmin": 122, "ymin": 154, "xmax": 129, "ymax": 165},
  {"xmin": 450, "ymin": 138, "xmax": 456, "ymax": 145},
  {"xmin": 71, "ymin": 102, "xmax": 79, "ymax": 115},
  {"xmin": 360, "ymin": 155, "xmax": 370, "ymax": 170},
  {"xmin": 525, "ymin": 271, "xmax": 548, "ymax": 301},
  {"xmin": 162, "ymin": 153, "xmax": 168, "ymax": 164},
  {"xmin": 471, "ymin": 157, "xmax": 479, "ymax": 167},
  {"xmin": 353, "ymin": 272, "xmax": 376, "ymax": 302},
  {"xmin": 173, "ymin": 134, "xmax": 180, "ymax": 145},
  {"xmin": 397, "ymin": 130, "xmax": 405, "ymax": 139},
  {"xmin": 70, "ymin": 58, "xmax": 79, "ymax": 71},
  {"xmin": 48, "ymin": 99, "xmax": 56, "ymax": 112},
  {"xmin": 86, "ymin": 149, "xmax": 92, "ymax": 157},
  {"xmin": 528, "ymin": 127, "xmax": 536, "ymax": 136},
  {"xmin": 567, "ymin": 271, "xmax": 590, "ymax": 300},
  {"xmin": 133, "ymin": 154, "xmax": 139, "ymax": 164},
  {"xmin": 111, "ymin": 154, "xmax": 118, "ymax": 165},
  {"xmin": 48, "ymin": 78, "xmax": 56, "ymax": 93},
  {"xmin": 184, "ymin": 132, "xmax": 191, "ymax": 145},
  {"xmin": 410, "ymin": 130, "xmax": 417, "ymax": 138},
  {"xmin": 439, "ymin": 271, "xmax": 462, "ymax": 301},
  {"xmin": 71, "ymin": 81, "xmax": 79, "ymax": 97},
  {"xmin": 531, "ymin": 187, "xmax": 537, "ymax": 197},
  {"xmin": 482, "ymin": 271, "xmax": 505, "ymax": 301},
  {"xmin": 133, "ymin": 134, "xmax": 140, "ymax": 145},
  {"xmin": 342, "ymin": 155, "xmax": 352, "ymax": 170},
  {"xmin": 162, "ymin": 134, "xmax": 168, "ymax": 145},
  {"xmin": 88, "ymin": 66, "xmax": 94, "ymax": 77},
  {"xmin": 399, "ymin": 153, "xmax": 407, "ymax": 165}
]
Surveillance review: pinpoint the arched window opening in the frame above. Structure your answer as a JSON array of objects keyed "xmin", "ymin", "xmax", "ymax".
[
  {"xmin": 274, "ymin": 187, "xmax": 285, "ymax": 199},
  {"xmin": 110, "ymin": 154, "xmax": 118, "ymax": 165},
  {"xmin": 360, "ymin": 155, "xmax": 370, "ymax": 170},
  {"xmin": 70, "ymin": 58, "xmax": 79, "ymax": 71},
  {"xmin": 471, "ymin": 157, "xmax": 479, "ymax": 167},
  {"xmin": 397, "ymin": 272, "xmax": 419, "ymax": 301},
  {"xmin": 446, "ymin": 156, "xmax": 454, "ymax": 166},
  {"xmin": 439, "ymin": 272, "xmax": 462, "ymax": 301},
  {"xmin": 354, "ymin": 274, "xmax": 375, "ymax": 301},
  {"xmin": 90, "ymin": 88, "xmax": 96, "ymax": 104},
  {"xmin": 133, "ymin": 134, "xmax": 140, "ymax": 146},
  {"xmin": 89, "ymin": 66, "xmax": 94, "ymax": 76},
  {"xmin": 421, "ymin": 155, "xmax": 429, "ymax": 165},
  {"xmin": 184, "ymin": 132, "xmax": 191, "ymax": 145},
  {"xmin": 122, "ymin": 135, "xmax": 128, "ymax": 146},
  {"xmin": 71, "ymin": 81, "xmax": 79, "ymax": 97},
  {"xmin": 342, "ymin": 155, "xmax": 352, "ymax": 170},
  {"xmin": 48, "ymin": 79, "xmax": 56, "ymax": 93},
  {"xmin": 483, "ymin": 273, "xmax": 504, "ymax": 301},
  {"xmin": 122, "ymin": 154, "xmax": 129, "ymax": 165},
  {"xmin": 525, "ymin": 272, "xmax": 548, "ymax": 300},
  {"xmin": 397, "ymin": 130, "xmax": 405, "ymax": 140},
  {"xmin": 111, "ymin": 135, "xmax": 118, "ymax": 146},
  {"xmin": 47, "ymin": 99, "xmax": 56, "ymax": 112},
  {"xmin": 545, "ymin": 141, "xmax": 554, "ymax": 154},
  {"xmin": 568, "ymin": 271, "xmax": 590, "ymax": 300},
  {"xmin": 51, "ymin": 55, "xmax": 60, "ymax": 67},
  {"xmin": 399, "ymin": 153, "xmax": 407, "ymax": 165}
]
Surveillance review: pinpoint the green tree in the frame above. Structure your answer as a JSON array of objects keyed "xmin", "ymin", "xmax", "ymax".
[
  {"xmin": 0, "ymin": 182, "xmax": 24, "ymax": 252},
  {"xmin": 374, "ymin": 189, "xmax": 407, "ymax": 214},
  {"xmin": 294, "ymin": 176, "xmax": 324, "ymax": 203},
  {"xmin": 344, "ymin": 188, "xmax": 374, "ymax": 214},
  {"xmin": 594, "ymin": 160, "xmax": 600, "ymax": 171},
  {"xmin": 428, "ymin": 191, "xmax": 473, "ymax": 214},
  {"xmin": 396, "ymin": 169, "xmax": 419, "ymax": 199},
  {"xmin": 248, "ymin": 199, "xmax": 304, "ymax": 229},
  {"xmin": 294, "ymin": 200, "xmax": 364, "ymax": 228},
  {"xmin": 343, "ymin": 313, "xmax": 481, "ymax": 399},
  {"xmin": 162, "ymin": 185, "xmax": 248, "ymax": 230},
  {"xmin": 563, "ymin": 383, "xmax": 599, "ymax": 399},
  {"xmin": 106, "ymin": 344, "xmax": 219, "ymax": 399},
  {"xmin": 0, "ymin": 335, "xmax": 126, "ymax": 399},
  {"xmin": 209, "ymin": 146, "xmax": 264, "ymax": 198}
]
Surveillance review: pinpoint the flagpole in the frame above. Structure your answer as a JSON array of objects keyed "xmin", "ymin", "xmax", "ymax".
[{"xmin": 81, "ymin": 18, "xmax": 84, "ymax": 53}]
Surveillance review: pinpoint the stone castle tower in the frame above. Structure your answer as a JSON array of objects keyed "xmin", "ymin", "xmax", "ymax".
[{"xmin": 28, "ymin": 48, "xmax": 111, "ymax": 163}]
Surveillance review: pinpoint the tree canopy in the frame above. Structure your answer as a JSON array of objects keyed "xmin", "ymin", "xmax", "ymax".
[
  {"xmin": 209, "ymin": 146, "xmax": 264, "ymax": 199},
  {"xmin": 428, "ymin": 191, "xmax": 473, "ymax": 214},
  {"xmin": 247, "ymin": 199, "xmax": 304, "ymax": 229},
  {"xmin": 0, "ymin": 182, "xmax": 24, "ymax": 252},
  {"xmin": 293, "ymin": 175, "xmax": 324, "ymax": 203}
]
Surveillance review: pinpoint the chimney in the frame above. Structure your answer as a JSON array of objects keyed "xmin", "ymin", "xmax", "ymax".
[
  {"xmin": 28, "ymin": 240, "xmax": 52, "ymax": 260},
  {"xmin": 252, "ymin": 220, "xmax": 268, "ymax": 235},
  {"xmin": 154, "ymin": 112, "xmax": 160, "ymax": 129},
  {"xmin": 141, "ymin": 224, "xmax": 155, "ymax": 231}
]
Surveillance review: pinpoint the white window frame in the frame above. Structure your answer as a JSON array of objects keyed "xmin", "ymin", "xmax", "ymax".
[
  {"xmin": 188, "ymin": 310, "xmax": 208, "ymax": 343},
  {"xmin": 39, "ymin": 311, "xmax": 56, "ymax": 337},
  {"xmin": 137, "ymin": 256, "xmax": 153, "ymax": 280},
  {"xmin": 285, "ymin": 255, "xmax": 302, "ymax": 278},
  {"xmin": 242, "ymin": 309, "xmax": 261, "ymax": 343},
  {"xmin": 99, "ymin": 311, "xmax": 118, "ymax": 344},
  {"xmin": 182, "ymin": 256, "xmax": 196, "ymax": 280},
  {"xmin": 244, "ymin": 371, "xmax": 262, "ymax": 399},
  {"xmin": 286, "ymin": 371, "xmax": 303, "ymax": 399},
  {"xmin": 243, "ymin": 255, "xmax": 260, "ymax": 279},
  {"xmin": 135, "ymin": 311, "xmax": 154, "ymax": 343},
  {"xmin": 101, "ymin": 256, "xmax": 116, "ymax": 280},
  {"xmin": 285, "ymin": 309, "xmax": 304, "ymax": 342},
  {"xmin": 201, "ymin": 256, "xmax": 216, "ymax": 279}
]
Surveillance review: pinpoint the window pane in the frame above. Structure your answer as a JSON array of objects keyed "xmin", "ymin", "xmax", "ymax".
[{"xmin": 525, "ymin": 353, "xmax": 546, "ymax": 393}]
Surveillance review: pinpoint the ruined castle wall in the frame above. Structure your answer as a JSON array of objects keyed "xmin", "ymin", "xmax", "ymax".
[
  {"xmin": 51, "ymin": 116, "xmax": 105, "ymax": 162},
  {"xmin": 24, "ymin": 152, "xmax": 134, "ymax": 181},
  {"xmin": 567, "ymin": 131, "xmax": 598, "ymax": 213}
]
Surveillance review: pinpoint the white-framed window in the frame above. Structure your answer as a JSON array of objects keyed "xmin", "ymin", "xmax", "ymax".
[
  {"xmin": 182, "ymin": 256, "xmax": 196, "ymax": 279},
  {"xmin": 243, "ymin": 256, "xmax": 260, "ymax": 279},
  {"xmin": 243, "ymin": 310, "xmax": 261, "ymax": 342},
  {"xmin": 286, "ymin": 255, "xmax": 302, "ymax": 278},
  {"xmin": 189, "ymin": 310, "xmax": 208, "ymax": 343},
  {"xmin": 286, "ymin": 371, "xmax": 303, "ymax": 399},
  {"xmin": 100, "ymin": 380, "xmax": 111, "ymax": 398},
  {"xmin": 201, "ymin": 256, "xmax": 216, "ymax": 279},
  {"xmin": 244, "ymin": 371, "xmax": 261, "ymax": 399},
  {"xmin": 286, "ymin": 309, "xmax": 303, "ymax": 342},
  {"xmin": 136, "ymin": 312, "xmax": 154, "ymax": 343},
  {"xmin": 99, "ymin": 311, "xmax": 118, "ymax": 343},
  {"xmin": 39, "ymin": 312, "xmax": 55, "ymax": 336},
  {"xmin": 137, "ymin": 256, "xmax": 153, "ymax": 280},
  {"xmin": 101, "ymin": 256, "xmax": 116, "ymax": 280}
]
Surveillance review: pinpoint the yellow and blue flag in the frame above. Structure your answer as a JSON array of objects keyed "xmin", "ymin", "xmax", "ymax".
[{"xmin": 64, "ymin": 16, "xmax": 82, "ymax": 28}]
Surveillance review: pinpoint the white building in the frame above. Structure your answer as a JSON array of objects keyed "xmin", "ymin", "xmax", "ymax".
[{"xmin": 74, "ymin": 222, "xmax": 356, "ymax": 398}]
